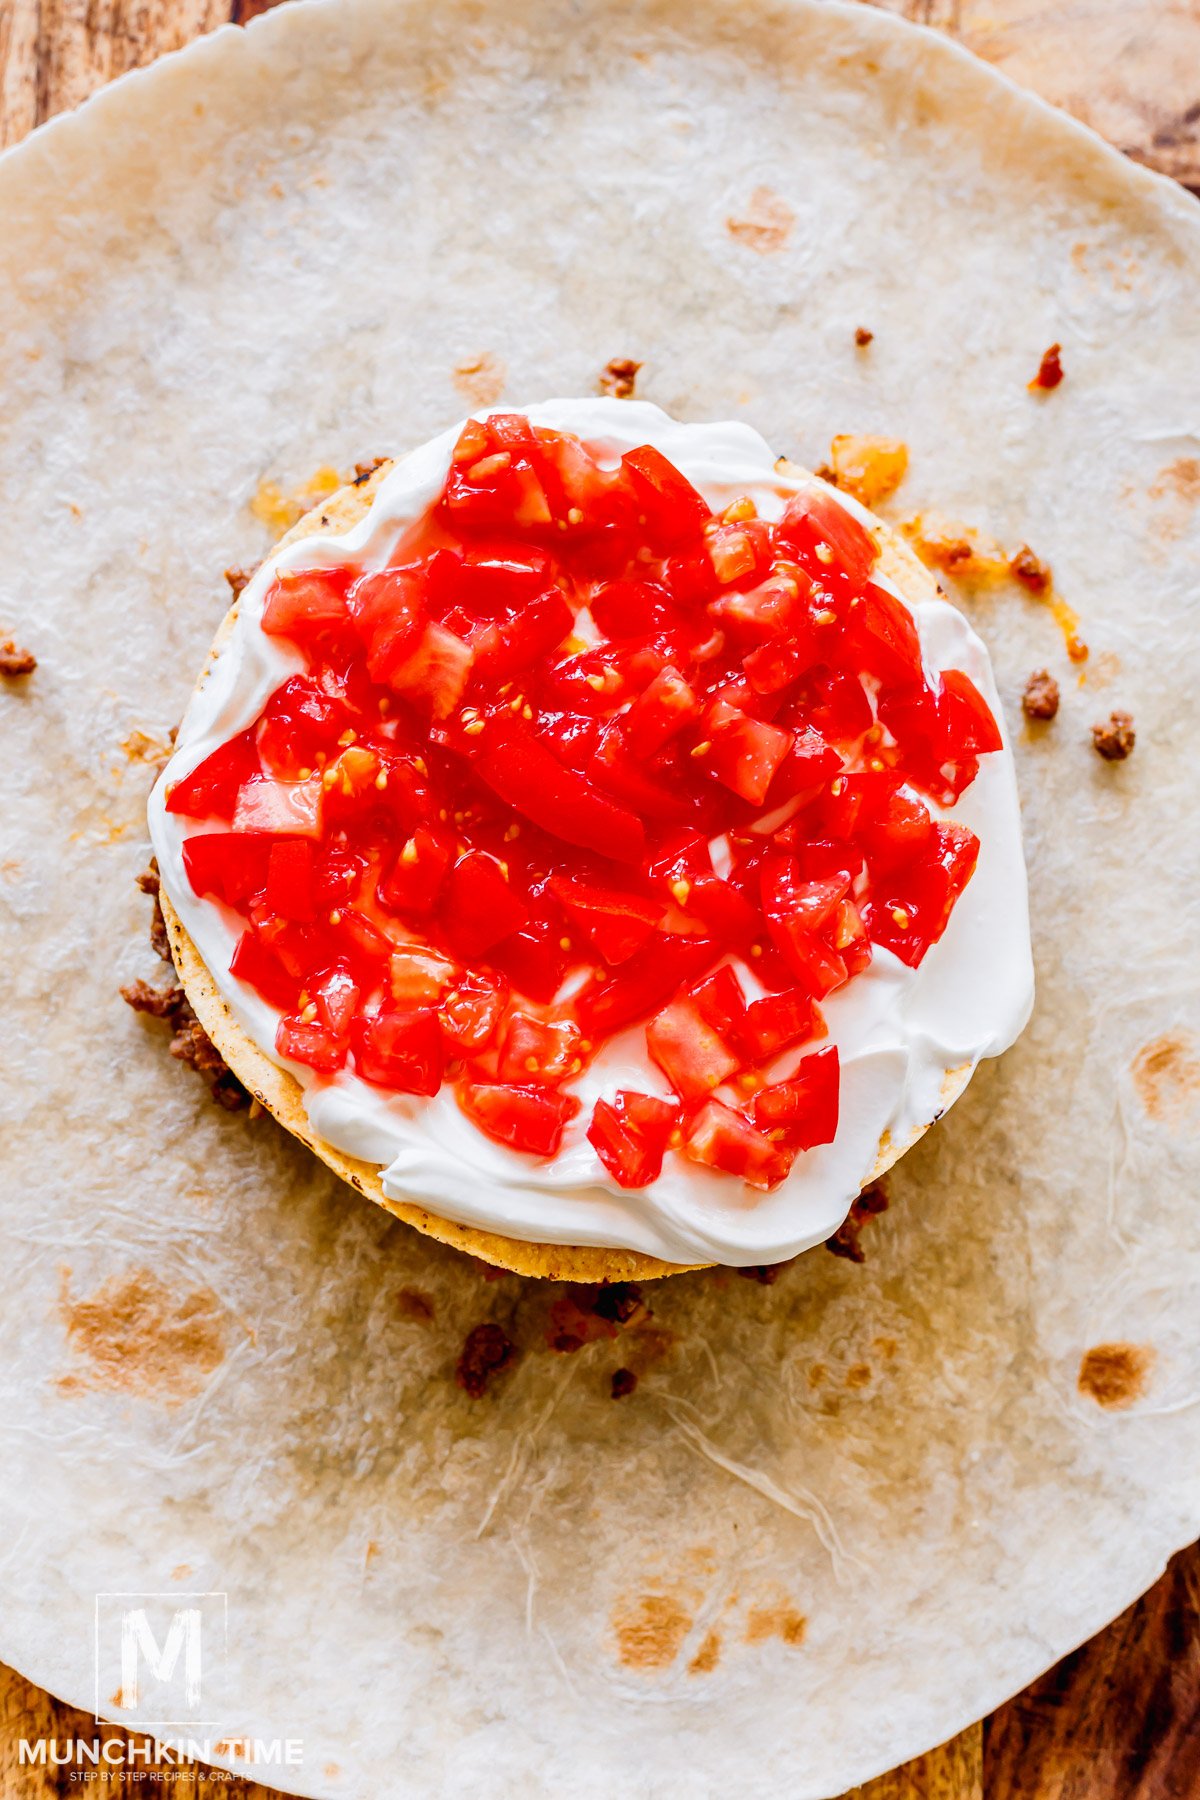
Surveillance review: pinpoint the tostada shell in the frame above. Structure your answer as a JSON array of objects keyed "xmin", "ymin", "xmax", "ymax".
[{"xmin": 161, "ymin": 456, "xmax": 975, "ymax": 1280}]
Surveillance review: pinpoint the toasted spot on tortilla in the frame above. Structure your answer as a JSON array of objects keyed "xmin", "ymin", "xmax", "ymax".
[
  {"xmin": 1132, "ymin": 1033, "xmax": 1200, "ymax": 1123},
  {"xmin": 1149, "ymin": 456, "xmax": 1200, "ymax": 505},
  {"xmin": 744, "ymin": 1603, "xmax": 807, "ymax": 1647},
  {"xmin": 453, "ymin": 352, "xmax": 507, "ymax": 407},
  {"xmin": 396, "ymin": 1286, "xmax": 437, "ymax": 1325},
  {"xmin": 726, "ymin": 186, "xmax": 794, "ymax": 254},
  {"xmin": 613, "ymin": 1592, "xmax": 693, "ymax": 1669},
  {"xmin": 58, "ymin": 1267, "xmax": 227, "ymax": 1402},
  {"xmin": 845, "ymin": 1361, "xmax": 872, "ymax": 1389},
  {"xmin": 1078, "ymin": 1342, "xmax": 1155, "ymax": 1409},
  {"xmin": 171, "ymin": 1564, "xmax": 192, "ymax": 1581},
  {"xmin": 687, "ymin": 1629, "xmax": 722, "ymax": 1674}
]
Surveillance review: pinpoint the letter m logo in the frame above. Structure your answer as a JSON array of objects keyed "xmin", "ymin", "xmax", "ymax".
[{"xmin": 95, "ymin": 1592, "xmax": 227, "ymax": 1729}]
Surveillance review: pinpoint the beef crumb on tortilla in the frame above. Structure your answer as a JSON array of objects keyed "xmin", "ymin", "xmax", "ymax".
[
  {"xmin": 0, "ymin": 639, "xmax": 37, "ymax": 676},
  {"xmin": 224, "ymin": 564, "xmax": 262, "ymax": 600},
  {"xmin": 1092, "ymin": 710, "xmax": 1136, "ymax": 761},
  {"xmin": 125, "ymin": 863, "xmax": 250, "ymax": 1108},
  {"xmin": 455, "ymin": 1322, "xmax": 518, "ymax": 1397},
  {"xmin": 1029, "ymin": 343, "xmax": 1064, "ymax": 391},
  {"xmin": 854, "ymin": 327, "xmax": 874, "ymax": 347},
  {"xmin": 735, "ymin": 1262, "xmax": 788, "ymax": 1285},
  {"xmin": 1022, "ymin": 670, "xmax": 1060, "ymax": 720},
  {"xmin": 610, "ymin": 1368, "xmax": 638, "ymax": 1399},
  {"xmin": 1010, "ymin": 545, "xmax": 1052, "ymax": 593},
  {"xmin": 598, "ymin": 357, "xmax": 641, "ymax": 399},
  {"xmin": 825, "ymin": 1183, "xmax": 889, "ymax": 1263}
]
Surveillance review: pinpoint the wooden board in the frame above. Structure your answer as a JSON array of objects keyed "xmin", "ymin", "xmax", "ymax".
[{"xmin": 0, "ymin": 3, "xmax": 1197, "ymax": 1795}]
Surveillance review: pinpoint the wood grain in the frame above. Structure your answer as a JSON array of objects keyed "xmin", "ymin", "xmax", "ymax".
[{"xmin": 0, "ymin": 2, "xmax": 1197, "ymax": 1797}]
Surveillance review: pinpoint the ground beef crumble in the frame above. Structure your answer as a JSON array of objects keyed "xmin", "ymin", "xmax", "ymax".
[
  {"xmin": 223, "ymin": 565, "xmax": 260, "ymax": 601},
  {"xmin": 825, "ymin": 1183, "xmax": 889, "ymax": 1263},
  {"xmin": 455, "ymin": 1322, "xmax": 519, "ymax": 1397},
  {"xmin": 1022, "ymin": 669, "xmax": 1060, "ymax": 721},
  {"xmin": 598, "ymin": 358, "xmax": 641, "ymax": 399},
  {"xmin": 547, "ymin": 1281, "xmax": 648, "ymax": 1353},
  {"xmin": 123, "ymin": 862, "xmax": 250, "ymax": 1109},
  {"xmin": 1010, "ymin": 545, "xmax": 1052, "ymax": 593},
  {"xmin": 1030, "ymin": 343, "xmax": 1064, "ymax": 391},
  {"xmin": 854, "ymin": 327, "xmax": 874, "ymax": 347},
  {"xmin": 610, "ymin": 1368, "xmax": 638, "ymax": 1399},
  {"xmin": 1092, "ymin": 711, "xmax": 1136, "ymax": 761},
  {"xmin": 0, "ymin": 639, "xmax": 37, "ymax": 676},
  {"xmin": 735, "ymin": 1262, "xmax": 789, "ymax": 1285}
]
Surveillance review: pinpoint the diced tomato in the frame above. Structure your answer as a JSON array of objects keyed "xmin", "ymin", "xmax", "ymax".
[
  {"xmin": 229, "ymin": 929, "xmax": 297, "ymax": 1010},
  {"xmin": 707, "ymin": 521, "xmax": 773, "ymax": 589},
  {"xmin": 587, "ymin": 725, "xmax": 696, "ymax": 823},
  {"xmin": 688, "ymin": 964, "xmax": 751, "ymax": 1054},
  {"xmin": 588, "ymin": 1088, "xmax": 681, "ymax": 1189},
  {"xmin": 830, "ymin": 898, "xmax": 872, "ymax": 975},
  {"xmin": 351, "ymin": 1008, "xmax": 444, "ymax": 1094},
  {"xmin": 843, "ymin": 582, "xmax": 923, "ymax": 685},
  {"xmin": 260, "ymin": 567, "xmax": 353, "ymax": 644},
  {"xmin": 646, "ymin": 994, "xmax": 742, "ymax": 1103},
  {"xmin": 498, "ymin": 1011, "xmax": 583, "ymax": 1084},
  {"xmin": 765, "ymin": 725, "xmax": 842, "ymax": 803},
  {"xmin": 378, "ymin": 825, "xmax": 454, "ymax": 916},
  {"xmin": 265, "ymin": 838, "xmax": 316, "ymax": 922},
  {"xmin": 589, "ymin": 579, "xmax": 676, "ymax": 640},
  {"xmin": 679, "ymin": 874, "xmax": 759, "ymax": 950},
  {"xmin": 622, "ymin": 665, "xmax": 701, "ymax": 757},
  {"xmin": 166, "ymin": 729, "xmax": 260, "ymax": 821},
  {"xmin": 442, "ymin": 424, "xmax": 554, "ymax": 532},
  {"xmin": 682, "ymin": 1099, "xmax": 795, "ymax": 1190},
  {"xmin": 183, "ymin": 832, "xmax": 273, "ymax": 907},
  {"xmin": 346, "ymin": 565, "xmax": 427, "ymax": 684},
  {"xmin": 441, "ymin": 850, "xmax": 529, "ymax": 959},
  {"xmin": 743, "ymin": 987, "xmax": 821, "ymax": 1060},
  {"xmin": 256, "ymin": 674, "xmax": 355, "ymax": 777},
  {"xmin": 759, "ymin": 855, "xmax": 851, "ymax": 934},
  {"xmin": 389, "ymin": 945, "xmax": 458, "ymax": 1003},
  {"xmin": 939, "ymin": 668, "xmax": 1003, "ymax": 755},
  {"xmin": 311, "ymin": 963, "xmax": 359, "ymax": 1036},
  {"xmin": 858, "ymin": 785, "xmax": 933, "ymax": 873},
  {"xmin": 775, "ymin": 489, "xmax": 878, "ymax": 590},
  {"xmin": 473, "ymin": 711, "xmax": 645, "ymax": 864},
  {"xmin": 698, "ymin": 701, "xmax": 794, "ymax": 805},
  {"xmin": 459, "ymin": 1082, "xmax": 580, "ymax": 1156},
  {"xmin": 385, "ymin": 621, "xmax": 473, "ymax": 719},
  {"xmin": 622, "ymin": 445, "xmax": 712, "ymax": 547},
  {"xmin": 470, "ymin": 589, "xmax": 573, "ymax": 684},
  {"xmin": 447, "ymin": 545, "xmax": 555, "ymax": 616},
  {"xmin": 864, "ymin": 823, "xmax": 980, "ymax": 967},
  {"xmin": 275, "ymin": 1014, "xmax": 347, "ymax": 1072},
  {"xmin": 547, "ymin": 875, "xmax": 661, "ymax": 966},
  {"xmin": 232, "ymin": 773, "xmax": 324, "ymax": 839},
  {"xmin": 709, "ymin": 568, "xmax": 816, "ymax": 645},
  {"xmin": 790, "ymin": 668, "xmax": 874, "ymax": 744},
  {"xmin": 440, "ymin": 969, "xmax": 508, "ymax": 1055},
  {"xmin": 579, "ymin": 932, "xmax": 718, "ymax": 1036},
  {"xmin": 765, "ymin": 915, "xmax": 849, "ymax": 997},
  {"xmin": 753, "ymin": 1045, "xmax": 840, "ymax": 1149}
]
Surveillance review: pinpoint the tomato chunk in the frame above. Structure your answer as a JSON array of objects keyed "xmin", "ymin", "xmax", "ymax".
[
  {"xmin": 351, "ymin": 1008, "xmax": 444, "ymax": 1094},
  {"xmin": 442, "ymin": 850, "xmax": 529, "ymax": 958},
  {"xmin": 473, "ymin": 711, "xmax": 645, "ymax": 864},
  {"xmin": 753, "ymin": 1045, "xmax": 840, "ymax": 1149},
  {"xmin": 683, "ymin": 1099, "xmax": 795, "ymax": 1190},
  {"xmin": 698, "ymin": 701, "xmax": 794, "ymax": 806},
  {"xmin": 622, "ymin": 665, "xmax": 701, "ymax": 757},
  {"xmin": 587, "ymin": 1089, "xmax": 681, "ymax": 1189},
  {"xmin": 548, "ymin": 875, "xmax": 661, "ymax": 966},
  {"xmin": 459, "ymin": 1082, "xmax": 580, "ymax": 1156},
  {"xmin": 646, "ymin": 994, "xmax": 742, "ymax": 1103},
  {"xmin": 166, "ymin": 730, "xmax": 260, "ymax": 821},
  {"xmin": 498, "ymin": 1011, "xmax": 583, "ymax": 1084}
]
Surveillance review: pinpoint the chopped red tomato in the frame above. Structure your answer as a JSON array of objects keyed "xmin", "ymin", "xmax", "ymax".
[
  {"xmin": 260, "ymin": 567, "xmax": 353, "ymax": 644},
  {"xmin": 623, "ymin": 665, "xmax": 701, "ymax": 757},
  {"xmin": 183, "ymin": 832, "xmax": 272, "ymax": 907},
  {"xmin": 440, "ymin": 969, "xmax": 508, "ymax": 1055},
  {"xmin": 498, "ymin": 1011, "xmax": 583, "ymax": 1084},
  {"xmin": 442, "ymin": 850, "xmax": 529, "ymax": 958},
  {"xmin": 276, "ymin": 1014, "xmax": 347, "ymax": 1072},
  {"xmin": 646, "ymin": 993, "xmax": 742, "ymax": 1103},
  {"xmin": 166, "ymin": 730, "xmax": 260, "ymax": 821},
  {"xmin": 547, "ymin": 875, "xmax": 661, "ymax": 966},
  {"xmin": 265, "ymin": 839, "xmax": 316, "ymax": 922},
  {"xmin": 351, "ymin": 1008, "xmax": 444, "ymax": 1094},
  {"xmin": 683, "ymin": 1099, "xmax": 795, "ymax": 1190},
  {"xmin": 474, "ymin": 711, "xmax": 646, "ymax": 864},
  {"xmin": 459, "ymin": 1082, "xmax": 580, "ymax": 1156},
  {"xmin": 378, "ymin": 825, "xmax": 455, "ymax": 917},
  {"xmin": 743, "ymin": 987, "xmax": 821, "ymax": 1060},
  {"xmin": 622, "ymin": 445, "xmax": 711, "ymax": 546},
  {"xmin": 753, "ymin": 1045, "xmax": 840, "ymax": 1149},
  {"xmin": 699, "ymin": 701, "xmax": 794, "ymax": 805},
  {"xmin": 864, "ymin": 823, "xmax": 980, "ymax": 967}
]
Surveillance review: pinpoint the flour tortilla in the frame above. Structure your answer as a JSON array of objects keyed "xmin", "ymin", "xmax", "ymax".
[
  {"xmin": 1, "ymin": 1, "xmax": 1199, "ymax": 1795},
  {"xmin": 162, "ymin": 460, "xmax": 973, "ymax": 1280}
]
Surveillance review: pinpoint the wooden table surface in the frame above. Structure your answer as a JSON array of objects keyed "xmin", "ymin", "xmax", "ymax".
[{"xmin": 1, "ymin": 3, "xmax": 1197, "ymax": 1795}]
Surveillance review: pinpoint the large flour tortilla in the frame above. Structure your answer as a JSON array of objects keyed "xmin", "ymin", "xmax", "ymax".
[
  {"xmin": 162, "ymin": 462, "xmax": 972, "ymax": 1282},
  {"xmin": 1, "ymin": 1, "xmax": 1198, "ymax": 1795}
]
